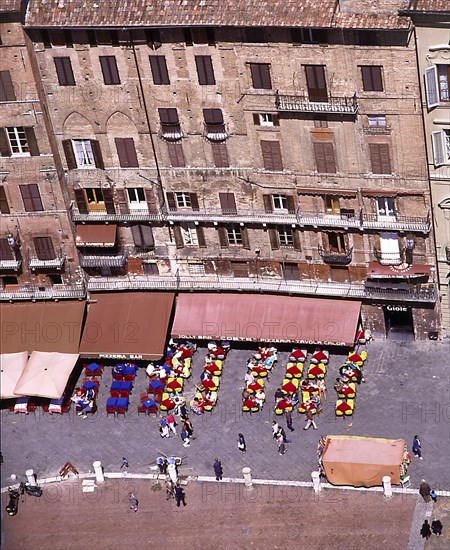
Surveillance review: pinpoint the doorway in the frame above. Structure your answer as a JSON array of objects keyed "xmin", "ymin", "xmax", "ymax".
[{"xmin": 384, "ymin": 305, "xmax": 414, "ymax": 341}]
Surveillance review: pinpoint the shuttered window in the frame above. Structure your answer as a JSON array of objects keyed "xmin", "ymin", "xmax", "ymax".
[
  {"xmin": 361, "ymin": 66, "xmax": 383, "ymax": 91},
  {"xmin": 0, "ymin": 70, "xmax": 16, "ymax": 101},
  {"xmin": 283, "ymin": 263, "xmax": 300, "ymax": 281},
  {"xmin": 268, "ymin": 228, "xmax": 279, "ymax": 250},
  {"xmin": 0, "ymin": 238, "xmax": 14, "ymax": 260},
  {"xmin": 115, "ymin": 138, "xmax": 139, "ymax": 168},
  {"xmin": 250, "ymin": 63, "xmax": 272, "ymax": 89},
  {"xmin": 313, "ymin": 142, "xmax": 336, "ymax": 174},
  {"xmin": 195, "ymin": 56, "xmax": 215, "ymax": 85},
  {"xmin": 159, "ymin": 108, "xmax": 179, "ymax": 124},
  {"xmin": 99, "ymin": 56, "xmax": 121, "ymax": 85},
  {"xmin": 74, "ymin": 188, "xmax": 88, "ymax": 214},
  {"xmin": 131, "ymin": 224, "xmax": 154, "ymax": 249},
  {"xmin": 260, "ymin": 141, "xmax": 283, "ymax": 171},
  {"xmin": 424, "ymin": 66, "xmax": 439, "ymax": 109},
  {"xmin": 149, "ymin": 56, "xmax": 170, "ymax": 85},
  {"xmin": 102, "ymin": 188, "xmax": 116, "ymax": 214},
  {"xmin": 33, "ymin": 237, "xmax": 56, "ymax": 260},
  {"xmin": 145, "ymin": 188, "xmax": 158, "ymax": 214},
  {"xmin": 431, "ymin": 130, "xmax": 448, "ymax": 167},
  {"xmin": 0, "ymin": 128, "xmax": 11, "ymax": 156},
  {"xmin": 63, "ymin": 139, "xmax": 104, "ymax": 169},
  {"xmin": 305, "ymin": 65, "xmax": 327, "ymax": 101},
  {"xmin": 369, "ymin": 143, "xmax": 392, "ymax": 174},
  {"xmin": 212, "ymin": 143, "xmax": 229, "ymax": 167},
  {"xmin": 167, "ymin": 142, "xmax": 185, "ymax": 167},
  {"xmin": 232, "ymin": 262, "xmax": 249, "ymax": 278},
  {"xmin": 0, "ymin": 185, "xmax": 10, "ymax": 214},
  {"xmin": 54, "ymin": 57, "xmax": 75, "ymax": 86},
  {"xmin": 20, "ymin": 184, "xmax": 44, "ymax": 212},
  {"xmin": 219, "ymin": 192, "xmax": 237, "ymax": 214}
]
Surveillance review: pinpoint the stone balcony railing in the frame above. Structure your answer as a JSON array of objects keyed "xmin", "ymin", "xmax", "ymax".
[
  {"xmin": 0, "ymin": 283, "xmax": 86, "ymax": 301},
  {"xmin": 362, "ymin": 213, "xmax": 430, "ymax": 233},
  {"xmin": 0, "ymin": 259, "xmax": 22, "ymax": 272},
  {"xmin": 79, "ymin": 253, "xmax": 127, "ymax": 268},
  {"xmin": 275, "ymin": 92, "xmax": 358, "ymax": 114},
  {"xmin": 28, "ymin": 256, "xmax": 65, "ymax": 270},
  {"xmin": 318, "ymin": 246, "xmax": 353, "ymax": 265}
]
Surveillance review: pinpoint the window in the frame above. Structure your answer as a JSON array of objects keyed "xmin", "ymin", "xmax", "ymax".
[
  {"xmin": 305, "ymin": 65, "xmax": 327, "ymax": 101},
  {"xmin": 0, "ymin": 185, "xmax": 10, "ymax": 214},
  {"xmin": 195, "ymin": 56, "xmax": 215, "ymax": 85},
  {"xmin": 283, "ymin": 263, "xmax": 300, "ymax": 281},
  {"xmin": 361, "ymin": 66, "xmax": 383, "ymax": 92},
  {"xmin": 431, "ymin": 129, "xmax": 450, "ymax": 166},
  {"xmin": 291, "ymin": 28, "xmax": 327, "ymax": 45},
  {"xmin": 328, "ymin": 233, "xmax": 346, "ymax": 253},
  {"xmin": 0, "ymin": 238, "xmax": 14, "ymax": 261},
  {"xmin": 158, "ymin": 108, "xmax": 181, "ymax": 140},
  {"xmin": 438, "ymin": 65, "xmax": 450, "ymax": 102},
  {"xmin": 313, "ymin": 142, "xmax": 336, "ymax": 173},
  {"xmin": 368, "ymin": 114, "xmax": 386, "ymax": 127},
  {"xmin": 219, "ymin": 192, "xmax": 237, "ymax": 214},
  {"xmin": 253, "ymin": 113, "xmax": 279, "ymax": 127},
  {"xmin": 313, "ymin": 116, "xmax": 328, "ymax": 128},
  {"xmin": 184, "ymin": 28, "xmax": 215, "ymax": 46},
  {"xmin": 149, "ymin": 56, "xmax": 170, "ymax": 85},
  {"xmin": 73, "ymin": 139, "xmax": 95, "ymax": 167},
  {"xmin": 250, "ymin": 63, "xmax": 271, "ymax": 89},
  {"xmin": 272, "ymin": 194, "xmax": 287, "ymax": 210},
  {"xmin": 227, "ymin": 226, "xmax": 242, "ymax": 245},
  {"xmin": 188, "ymin": 263, "xmax": 205, "ymax": 276},
  {"xmin": 203, "ymin": 109, "xmax": 226, "ymax": 140},
  {"xmin": 2, "ymin": 127, "xmax": 39, "ymax": 157},
  {"xmin": 54, "ymin": 57, "xmax": 75, "ymax": 86},
  {"xmin": 131, "ymin": 224, "xmax": 154, "ymax": 249},
  {"xmin": 84, "ymin": 188, "xmax": 105, "ymax": 211},
  {"xmin": 115, "ymin": 138, "xmax": 139, "ymax": 168},
  {"xmin": 33, "ymin": 237, "xmax": 56, "ymax": 260},
  {"xmin": 260, "ymin": 141, "xmax": 283, "ymax": 171},
  {"xmin": 175, "ymin": 192, "xmax": 191, "ymax": 208},
  {"xmin": 324, "ymin": 196, "xmax": 340, "ymax": 215},
  {"xmin": 181, "ymin": 223, "xmax": 199, "ymax": 246},
  {"xmin": 20, "ymin": 184, "xmax": 43, "ymax": 212},
  {"xmin": 99, "ymin": 56, "xmax": 120, "ymax": 85},
  {"xmin": 167, "ymin": 142, "xmax": 185, "ymax": 167},
  {"xmin": 278, "ymin": 226, "xmax": 294, "ymax": 247},
  {"xmin": 377, "ymin": 197, "xmax": 396, "ymax": 218},
  {"xmin": 144, "ymin": 263, "xmax": 159, "ymax": 276},
  {"xmin": 6, "ymin": 127, "xmax": 29, "ymax": 155},
  {"xmin": 62, "ymin": 139, "xmax": 104, "ymax": 169},
  {"xmin": 0, "ymin": 70, "xmax": 16, "ymax": 101},
  {"xmin": 127, "ymin": 188, "xmax": 146, "ymax": 209},
  {"xmin": 379, "ymin": 232, "xmax": 401, "ymax": 263},
  {"xmin": 369, "ymin": 143, "xmax": 392, "ymax": 174},
  {"xmin": 425, "ymin": 65, "xmax": 450, "ymax": 108},
  {"xmin": 211, "ymin": 143, "xmax": 229, "ymax": 168}
]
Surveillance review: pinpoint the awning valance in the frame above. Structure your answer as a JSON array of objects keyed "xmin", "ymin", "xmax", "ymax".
[
  {"xmin": 80, "ymin": 292, "xmax": 175, "ymax": 360},
  {"xmin": 0, "ymin": 301, "xmax": 85, "ymax": 354},
  {"xmin": 75, "ymin": 224, "xmax": 117, "ymax": 247},
  {"xmin": 367, "ymin": 262, "xmax": 431, "ymax": 279},
  {"xmin": 172, "ymin": 293, "xmax": 361, "ymax": 346}
]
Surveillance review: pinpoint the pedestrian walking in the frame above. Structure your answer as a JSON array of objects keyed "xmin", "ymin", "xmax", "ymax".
[
  {"xmin": 412, "ymin": 435, "xmax": 423, "ymax": 459},
  {"xmin": 165, "ymin": 479, "xmax": 175, "ymax": 500},
  {"xmin": 237, "ymin": 433, "xmax": 246, "ymax": 453},
  {"xmin": 120, "ymin": 457, "xmax": 129, "ymax": 469},
  {"xmin": 167, "ymin": 413, "xmax": 177, "ymax": 435},
  {"xmin": 181, "ymin": 428, "xmax": 190, "ymax": 447},
  {"xmin": 157, "ymin": 456, "xmax": 168, "ymax": 474},
  {"xmin": 175, "ymin": 485, "xmax": 186, "ymax": 507},
  {"xmin": 184, "ymin": 417, "xmax": 194, "ymax": 439},
  {"xmin": 129, "ymin": 493, "xmax": 139, "ymax": 513},
  {"xmin": 213, "ymin": 458, "xmax": 223, "ymax": 481},
  {"xmin": 272, "ymin": 421, "xmax": 279, "ymax": 439},
  {"xmin": 304, "ymin": 409, "xmax": 318, "ymax": 430},
  {"xmin": 277, "ymin": 433, "xmax": 286, "ymax": 455},
  {"xmin": 431, "ymin": 519, "xmax": 443, "ymax": 536},
  {"xmin": 420, "ymin": 520, "xmax": 432, "ymax": 540},
  {"xmin": 159, "ymin": 418, "xmax": 170, "ymax": 438},
  {"xmin": 285, "ymin": 410, "xmax": 294, "ymax": 431},
  {"xmin": 277, "ymin": 426, "xmax": 291, "ymax": 443},
  {"xmin": 419, "ymin": 479, "xmax": 432, "ymax": 503},
  {"xmin": 430, "ymin": 489, "xmax": 438, "ymax": 503}
]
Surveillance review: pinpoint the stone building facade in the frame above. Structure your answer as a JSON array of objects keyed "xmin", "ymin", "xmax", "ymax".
[{"xmin": 0, "ymin": 0, "xmax": 443, "ymax": 340}]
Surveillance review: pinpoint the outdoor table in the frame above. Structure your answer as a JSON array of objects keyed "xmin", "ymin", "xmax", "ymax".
[
  {"xmin": 276, "ymin": 398, "xmax": 293, "ymax": 412},
  {"xmin": 290, "ymin": 349, "xmax": 306, "ymax": 360},
  {"xmin": 308, "ymin": 365, "xmax": 326, "ymax": 377},
  {"xmin": 282, "ymin": 381, "xmax": 297, "ymax": 394},
  {"xmin": 335, "ymin": 401, "xmax": 352, "ymax": 414},
  {"xmin": 82, "ymin": 380, "xmax": 96, "ymax": 390},
  {"xmin": 166, "ymin": 379, "xmax": 182, "ymax": 392},
  {"xmin": 111, "ymin": 381, "xmax": 133, "ymax": 394},
  {"xmin": 123, "ymin": 364, "xmax": 137, "ymax": 375},
  {"xmin": 106, "ymin": 397, "xmax": 118, "ymax": 411},
  {"xmin": 161, "ymin": 397, "xmax": 175, "ymax": 410},
  {"xmin": 247, "ymin": 381, "xmax": 262, "ymax": 393},
  {"xmin": 149, "ymin": 379, "xmax": 164, "ymax": 390},
  {"xmin": 116, "ymin": 397, "xmax": 129, "ymax": 411},
  {"xmin": 204, "ymin": 363, "xmax": 220, "ymax": 375},
  {"xmin": 251, "ymin": 366, "xmax": 268, "ymax": 376},
  {"xmin": 14, "ymin": 396, "xmax": 29, "ymax": 413},
  {"xmin": 348, "ymin": 353, "xmax": 363, "ymax": 363},
  {"xmin": 243, "ymin": 398, "xmax": 258, "ymax": 409},
  {"xmin": 340, "ymin": 385, "xmax": 356, "ymax": 397},
  {"xmin": 286, "ymin": 365, "xmax": 302, "ymax": 377},
  {"xmin": 86, "ymin": 362, "xmax": 101, "ymax": 372},
  {"xmin": 311, "ymin": 351, "xmax": 328, "ymax": 363},
  {"xmin": 202, "ymin": 379, "xmax": 217, "ymax": 391},
  {"xmin": 142, "ymin": 398, "xmax": 156, "ymax": 409}
]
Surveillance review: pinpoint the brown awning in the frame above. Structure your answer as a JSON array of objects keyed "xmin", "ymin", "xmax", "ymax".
[
  {"xmin": 172, "ymin": 293, "xmax": 361, "ymax": 346},
  {"xmin": 0, "ymin": 301, "xmax": 85, "ymax": 354},
  {"xmin": 75, "ymin": 224, "xmax": 117, "ymax": 247},
  {"xmin": 367, "ymin": 262, "xmax": 431, "ymax": 279},
  {"xmin": 297, "ymin": 188, "xmax": 357, "ymax": 197},
  {"xmin": 80, "ymin": 292, "xmax": 175, "ymax": 360}
]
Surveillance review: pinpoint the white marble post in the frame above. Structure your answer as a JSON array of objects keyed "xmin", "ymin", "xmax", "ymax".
[
  {"xmin": 242, "ymin": 467, "xmax": 252, "ymax": 488},
  {"xmin": 382, "ymin": 475, "xmax": 392, "ymax": 498},
  {"xmin": 25, "ymin": 469, "xmax": 36, "ymax": 485},
  {"xmin": 311, "ymin": 471, "xmax": 321, "ymax": 493},
  {"xmin": 93, "ymin": 461, "xmax": 104, "ymax": 483}
]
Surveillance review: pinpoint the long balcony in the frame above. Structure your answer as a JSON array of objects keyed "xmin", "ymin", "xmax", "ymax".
[
  {"xmin": 0, "ymin": 283, "xmax": 86, "ymax": 301},
  {"xmin": 28, "ymin": 256, "xmax": 65, "ymax": 271},
  {"xmin": 319, "ymin": 246, "xmax": 353, "ymax": 265},
  {"xmin": 86, "ymin": 274, "xmax": 436, "ymax": 303},
  {"xmin": 79, "ymin": 252, "xmax": 127, "ymax": 268},
  {"xmin": 275, "ymin": 92, "xmax": 358, "ymax": 114},
  {"xmin": 0, "ymin": 259, "xmax": 22, "ymax": 272},
  {"xmin": 298, "ymin": 211, "xmax": 361, "ymax": 229},
  {"xmin": 71, "ymin": 206, "xmax": 164, "ymax": 223},
  {"xmin": 362, "ymin": 213, "xmax": 430, "ymax": 233}
]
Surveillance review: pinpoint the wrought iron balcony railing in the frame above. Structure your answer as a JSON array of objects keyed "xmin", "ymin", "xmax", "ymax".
[
  {"xmin": 373, "ymin": 248, "xmax": 405, "ymax": 266},
  {"xmin": 275, "ymin": 92, "xmax": 358, "ymax": 114},
  {"xmin": 318, "ymin": 246, "xmax": 353, "ymax": 265},
  {"xmin": 28, "ymin": 256, "xmax": 65, "ymax": 270},
  {"xmin": 71, "ymin": 206, "xmax": 164, "ymax": 222},
  {"xmin": 79, "ymin": 253, "xmax": 127, "ymax": 268},
  {"xmin": 0, "ymin": 283, "xmax": 86, "ymax": 301},
  {"xmin": 362, "ymin": 213, "xmax": 430, "ymax": 233},
  {"xmin": 0, "ymin": 259, "xmax": 22, "ymax": 272}
]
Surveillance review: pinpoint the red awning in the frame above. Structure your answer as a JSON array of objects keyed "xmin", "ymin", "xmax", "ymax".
[
  {"xmin": 367, "ymin": 262, "xmax": 431, "ymax": 279},
  {"xmin": 172, "ymin": 293, "xmax": 361, "ymax": 346},
  {"xmin": 75, "ymin": 225, "xmax": 117, "ymax": 247}
]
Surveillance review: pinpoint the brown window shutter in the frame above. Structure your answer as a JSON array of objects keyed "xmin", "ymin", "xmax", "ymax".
[
  {"xmin": 29, "ymin": 184, "xmax": 43, "ymax": 210},
  {"xmin": 34, "ymin": 237, "xmax": 55, "ymax": 260},
  {"xmin": 261, "ymin": 141, "xmax": 282, "ymax": 171},
  {"xmin": 0, "ymin": 128, "xmax": 11, "ymax": 157},
  {"xmin": 115, "ymin": 138, "xmax": 138, "ymax": 168},
  {"xmin": 293, "ymin": 229, "xmax": 302, "ymax": 251},
  {"xmin": 253, "ymin": 113, "xmax": 260, "ymax": 125},
  {"xmin": 90, "ymin": 140, "xmax": 105, "ymax": 169},
  {"xmin": 115, "ymin": 138, "xmax": 127, "ymax": 167},
  {"xmin": 0, "ymin": 71, "xmax": 16, "ymax": 101},
  {"xmin": 102, "ymin": 188, "xmax": 116, "ymax": 214},
  {"xmin": 379, "ymin": 144, "xmax": 391, "ymax": 174},
  {"xmin": 54, "ymin": 58, "xmax": 75, "ymax": 86},
  {"xmin": 173, "ymin": 226, "xmax": 184, "ymax": 249},
  {"xmin": 272, "ymin": 115, "xmax": 280, "ymax": 126},
  {"xmin": 372, "ymin": 67, "xmax": 383, "ymax": 91},
  {"xmin": 268, "ymin": 228, "xmax": 280, "ymax": 250},
  {"xmin": 62, "ymin": 139, "xmax": 76, "ymax": 169},
  {"xmin": 286, "ymin": 195, "xmax": 296, "ymax": 213},
  {"xmin": 167, "ymin": 142, "xmax": 185, "ymax": 167},
  {"xmin": 218, "ymin": 226, "xmax": 229, "ymax": 248},
  {"xmin": 369, "ymin": 144, "xmax": 382, "ymax": 174},
  {"xmin": 115, "ymin": 188, "xmax": 130, "ymax": 214},
  {"xmin": 361, "ymin": 66, "xmax": 371, "ymax": 91},
  {"xmin": 190, "ymin": 193, "xmax": 200, "ymax": 211},
  {"xmin": 203, "ymin": 109, "xmax": 223, "ymax": 124},
  {"xmin": 144, "ymin": 188, "xmax": 158, "ymax": 214},
  {"xmin": 241, "ymin": 227, "xmax": 250, "ymax": 250},
  {"xmin": 212, "ymin": 143, "xmax": 229, "ymax": 168},
  {"xmin": 250, "ymin": 64, "xmax": 261, "ymax": 88},
  {"xmin": 0, "ymin": 186, "xmax": 10, "ymax": 214},
  {"xmin": 141, "ymin": 225, "xmax": 154, "ymax": 248},
  {"xmin": 250, "ymin": 64, "xmax": 271, "ymax": 89},
  {"xmin": 149, "ymin": 56, "xmax": 170, "ymax": 85},
  {"xmin": 196, "ymin": 226, "xmax": 207, "ymax": 248},
  {"xmin": 74, "ymin": 188, "xmax": 88, "ymax": 214},
  {"xmin": 25, "ymin": 128, "xmax": 40, "ymax": 156},
  {"xmin": 183, "ymin": 29, "xmax": 193, "ymax": 46},
  {"xmin": 131, "ymin": 225, "xmax": 143, "ymax": 247},
  {"xmin": 0, "ymin": 238, "xmax": 13, "ymax": 260},
  {"xmin": 20, "ymin": 184, "xmax": 32, "ymax": 210},
  {"xmin": 263, "ymin": 194, "xmax": 273, "ymax": 212},
  {"xmin": 159, "ymin": 108, "xmax": 179, "ymax": 124},
  {"xmin": 323, "ymin": 142, "xmax": 336, "ymax": 173},
  {"xmin": 219, "ymin": 192, "xmax": 237, "ymax": 213},
  {"xmin": 166, "ymin": 192, "xmax": 177, "ymax": 211},
  {"xmin": 100, "ymin": 56, "xmax": 120, "ymax": 85},
  {"xmin": 195, "ymin": 56, "xmax": 215, "ymax": 85}
]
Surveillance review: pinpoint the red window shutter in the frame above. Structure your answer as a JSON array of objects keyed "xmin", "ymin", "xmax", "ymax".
[
  {"xmin": 102, "ymin": 188, "xmax": 116, "ymax": 214},
  {"xmin": 195, "ymin": 56, "xmax": 215, "ymax": 85},
  {"xmin": 115, "ymin": 188, "xmax": 130, "ymax": 214},
  {"xmin": 74, "ymin": 188, "xmax": 88, "ymax": 214},
  {"xmin": 0, "ymin": 128, "xmax": 11, "ymax": 157},
  {"xmin": 24, "ymin": 128, "xmax": 40, "ymax": 156},
  {"xmin": 196, "ymin": 226, "xmax": 207, "ymax": 248},
  {"xmin": 166, "ymin": 192, "xmax": 177, "ymax": 211},
  {"xmin": 167, "ymin": 142, "xmax": 185, "ymax": 167},
  {"xmin": 268, "ymin": 228, "xmax": 280, "ymax": 250},
  {"xmin": 173, "ymin": 226, "xmax": 184, "ymax": 249},
  {"xmin": 0, "ymin": 186, "xmax": 10, "ymax": 214},
  {"xmin": 149, "ymin": 56, "xmax": 170, "ymax": 85},
  {"xmin": 62, "ymin": 139, "xmax": 76, "ymax": 169},
  {"xmin": 115, "ymin": 138, "xmax": 138, "ymax": 168},
  {"xmin": 263, "ymin": 194, "xmax": 273, "ymax": 212},
  {"xmin": 190, "ymin": 193, "xmax": 200, "ymax": 211},
  {"xmin": 0, "ymin": 238, "xmax": 13, "ymax": 260},
  {"xmin": 212, "ymin": 143, "xmax": 229, "ymax": 168},
  {"xmin": 54, "ymin": 57, "xmax": 75, "ymax": 86},
  {"xmin": 91, "ymin": 140, "xmax": 105, "ymax": 169},
  {"xmin": 218, "ymin": 227, "xmax": 229, "ymax": 248},
  {"xmin": 0, "ymin": 70, "xmax": 16, "ymax": 101},
  {"xmin": 144, "ymin": 188, "xmax": 158, "ymax": 214},
  {"xmin": 100, "ymin": 56, "xmax": 120, "ymax": 85}
]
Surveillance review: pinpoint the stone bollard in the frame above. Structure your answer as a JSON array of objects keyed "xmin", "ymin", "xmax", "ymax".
[
  {"xmin": 382, "ymin": 475, "xmax": 392, "ymax": 498},
  {"xmin": 26, "ymin": 469, "xmax": 36, "ymax": 486},
  {"xmin": 311, "ymin": 471, "xmax": 321, "ymax": 493},
  {"xmin": 242, "ymin": 467, "xmax": 253, "ymax": 488},
  {"xmin": 93, "ymin": 461, "xmax": 104, "ymax": 483}
]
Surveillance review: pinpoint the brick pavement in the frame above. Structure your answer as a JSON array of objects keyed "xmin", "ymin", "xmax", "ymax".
[{"xmin": 1, "ymin": 339, "xmax": 449, "ymax": 491}]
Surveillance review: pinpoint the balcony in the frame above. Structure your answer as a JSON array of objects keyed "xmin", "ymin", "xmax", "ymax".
[
  {"xmin": 364, "ymin": 281, "xmax": 437, "ymax": 302},
  {"xmin": 275, "ymin": 92, "xmax": 358, "ymax": 115},
  {"xmin": 167, "ymin": 207, "xmax": 298, "ymax": 225},
  {"xmin": 71, "ymin": 205, "xmax": 164, "ymax": 223},
  {"xmin": 160, "ymin": 122, "xmax": 183, "ymax": 141},
  {"xmin": 28, "ymin": 256, "xmax": 65, "ymax": 271},
  {"xmin": 363, "ymin": 125, "xmax": 392, "ymax": 135},
  {"xmin": 373, "ymin": 248, "xmax": 404, "ymax": 266},
  {"xmin": 86, "ymin": 274, "xmax": 436, "ymax": 303},
  {"xmin": 362, "ymin": 213, "xmax": 430, "ymax": 233},
  {"xmin": 0, "ymin": 259, "xmax": 22, "ymax": 272},
  {"xmin": 79, "ymin": 252, "xmax": 127, "ymax": 268},
  {"xmin": 319, "ymin": 246, "xmax": 353, "ymax": 265},
  {"xmin": 298, "ymin": 210, "xmax": 361, "ymax": 229},
  {"xmin": 0, "ymin": 283, "xmax": 86, "ymax": 301},
  {"xmin": 204, "ymin": 123, "xmax": 228, "ymax": 142}
]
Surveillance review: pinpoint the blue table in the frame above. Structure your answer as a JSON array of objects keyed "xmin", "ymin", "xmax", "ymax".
[
  {"xmin": 106, "ymin": 397, "xmax": 118, "ymax": 409},
  {"xmin": 86, "ymin": 363, "xmax": 101, "ymax": 371},
  {"xmin": 149, "ymin": 379, "xmax": 163, "ymax": 390},
  {"xmin": 116, "ymin": 397, "xmax": 129, "ymax": 410},
  {"xmin": 82, "ymin": 380, "xmax": 96, "ymax": 390},
  {"xmin": 111, "ymin": 381, "xmax": 133, "ymax": 393},
  {"xmin": 124, "ymin": 365, "xmax": 137, "ymax": 376},
  {"xmin": 143, "ymin": 398, "xmax": 156, "ymax": 409}
]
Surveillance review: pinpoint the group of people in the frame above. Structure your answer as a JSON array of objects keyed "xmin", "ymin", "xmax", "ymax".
[
  {"xmin": 241, "ymin": 346, "xmax": 277, "ymax": 411},
  {"xmin": 71, "ymin": 386, "xmax": 96, "ymax": 418},
  {"xmin": 159, "ymin": 409, "xmax": 195, "ymax": 448}
]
